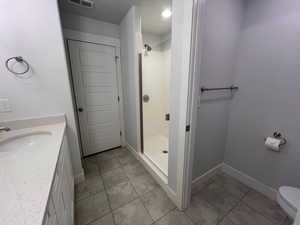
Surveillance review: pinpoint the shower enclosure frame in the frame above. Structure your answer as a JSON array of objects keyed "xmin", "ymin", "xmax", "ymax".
[
  {"xmin": 138, "ymin": 53, "xmax": 144, "ymax": 154},
  {"xmin": 181, "ymin": 0, "xmax": 221, "ymax": 209},
  {"xmin": 134, "ymin": 0, "xmax": 203, "ymax": 210}
]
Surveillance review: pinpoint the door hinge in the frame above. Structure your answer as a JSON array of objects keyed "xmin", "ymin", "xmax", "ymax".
[
  {"xmin": 186, "ymin": 125, "xmax": 191, "ymax": 132},
  {"xmin": 117, "ymin": 96, "xmax": 120, "ymax": 102},
  {"xmin": 120, "ymin": 131, "xmax": 122, "ymax": 136}
]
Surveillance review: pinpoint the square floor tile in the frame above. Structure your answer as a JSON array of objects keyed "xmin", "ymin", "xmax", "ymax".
[
  {"xmin": 75, "ymin": 173, "xmax": 104, "ymax": 201},
  {"xmin": 217, "ymin": 218, "xmax": 235, "ymax": 225},
  {"xmin": 123, "ymin": 161, "xmax": 147, "ymax": 179},
  {"xmin": 141, "ymin": 187, "xmax": 175, "ymax": 220},
  {"xmin": 191, "ymin": 177, "xmax": 215, "ymax": 196},
  {"xmin": 106, "ymin": 181, "xmax": 138, "ymax": 210},
  {"xmin": 113, "ymin": 199, "xmax": 153, "ymax": 225},
  {"xmin": 102, "ymin": 167, "xmax": 129, "ymax": 189},
  {"xmin": 243, "ymin": 190, "xmax": 287, "ymax": 224},
  {"xmin": 156, "ymin": 209, "xmax": 194, "ymax": 225},
  {"xmin": 114, "ymin": 148, "xmax": 130, "ymax": 157},
  {"xmin": 89, "ymin": 213, "xmax": 115, "ymax": 225},
  {"xmin": 75, "ymin": 191, "xmax": 110, "ymax": 225},
  {"xmin": 130, "ymin": 173, "xmax": 158, "ymax": 195},
  {"xmin": 98, "ymin": 158, "xmax": 121, "ymax": 174},
  {"xmin": 200, "ymin": 183, "xmax": 239, "ymax": 214},
  {"xmin": 228, "ymin": 202, "xmax": 273, "ymax": 225},
  {"xmin": 118, "ymin": 153, "xmax": 138, "ymax": 165},
  {"xmin": 212, "ymin": 173, "xmax": 250, "ymax": 199},
  {"xmin": 97, "ymin": 150, "xmax": 118, "ymax": 162},
  {"xmin": 185, "ymin": 194, "xmax": 224, "ymax": 224},
  {"xmin": 83, "ymin": 158, "xmax": 100, "ymax": 177}
]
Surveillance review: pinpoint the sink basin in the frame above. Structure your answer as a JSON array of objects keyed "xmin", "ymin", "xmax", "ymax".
[{"xmin": 0, "ymin": 131, "xmax": 52, "ymax": 156}]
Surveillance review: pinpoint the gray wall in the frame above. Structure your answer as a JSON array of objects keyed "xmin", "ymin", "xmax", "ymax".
[
  {"xmin": 193, "ymin": 0, "xmax": 244, "ymax": 178},
  {"xmin": 60, "ymin": 11, "xmax": 120, "ymax": 38},
  {"xmin": 225, "ymin": 0, "xmax": 300, "ymax": 188}
]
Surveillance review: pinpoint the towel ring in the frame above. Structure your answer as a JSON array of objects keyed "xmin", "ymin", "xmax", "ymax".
[{"xmin": 5, "ymin": 56, "xmax": 30, "ymax": 75}]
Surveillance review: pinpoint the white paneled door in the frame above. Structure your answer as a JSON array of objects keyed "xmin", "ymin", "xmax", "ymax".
[{"xmin": 68, "ymin": 40, "xmax": 121, "ymax": 156}]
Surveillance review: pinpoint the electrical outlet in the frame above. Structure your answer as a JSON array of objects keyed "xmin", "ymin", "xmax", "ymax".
[{"xmin": 0, "ymin": 98, "xmax": 12, "ymax": 113}]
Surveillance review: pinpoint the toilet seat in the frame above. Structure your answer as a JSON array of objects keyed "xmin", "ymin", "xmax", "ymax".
[{"xmin": 277, "ymin": 186, "xmax": 300, "ymax": 219}]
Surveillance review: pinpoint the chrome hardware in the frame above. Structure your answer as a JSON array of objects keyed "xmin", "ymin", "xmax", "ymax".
[
  {"xmin": 5, "ymin": 56, "xmax": 30, "ymax": 75},
  {"xmin": 0, "ymin": 127, "xmax": 10, "ymax": 132},
  {"xmin": 273, "ymin": 131, "xmax": 287, "ymax": 147},
  {"xmin": 201, "ymin": 85, "xmax": 239, "ymax": 93},
  {"xmin": 264, "ymin": 131, "xmax": 287, "ymax": 147},
  {"xmin": 165, "ymin": 113, "xmax": 170, "ymax": 121},
  {"xmin": 143, "ymin": 95, "xmax": 150, "ymax": 103}
]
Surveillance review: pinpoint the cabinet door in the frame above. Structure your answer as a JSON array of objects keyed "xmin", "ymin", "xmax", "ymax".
[
  {"xmin": 61, "ymin": 136, "xmax": 74, "ymax": 225},
  {"xmin": 48, "ymin": 198, "xmax": 59, "ymax": 225},
  {"xmin": 50, "ymin": 135, "xmax": 74, "ymax": 225},
  {"xmin": 44, "ymin": 198, "xmax": 59, "ymax": 225},
  {"xmin": 52, "ymin": 150, "xmax": 65, "ymax": 225}
]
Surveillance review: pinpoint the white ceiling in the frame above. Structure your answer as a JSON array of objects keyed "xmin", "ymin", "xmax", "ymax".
[{"xmin": 59, "ymin": 0, "xmax": 172, "ymax": 35}]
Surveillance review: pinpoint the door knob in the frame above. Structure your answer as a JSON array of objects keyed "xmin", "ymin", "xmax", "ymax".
[{"xmin": 78, "ymin": 108, "xmax": 84, "ymax": 112}]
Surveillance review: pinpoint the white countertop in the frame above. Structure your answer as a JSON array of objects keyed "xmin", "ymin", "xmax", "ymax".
[{"xmin": 0, "ymin": 117, "xmax": 66, "ymax": 225}]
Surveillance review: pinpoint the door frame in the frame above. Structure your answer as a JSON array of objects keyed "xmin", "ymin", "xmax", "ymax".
[
  {"xmin": 167, "ymin": 0, "xmax": 203, "ymax": 210},
  {"xmin": 179, "ymin": 0, "xmax": 207, "ymax": 209},
  {"xmin": 133, "ymin": 0, "xmax": 203, "ymax": 210},
  {"xmin": 63, "ymin": 29, "xmax": 126, "ymax": 155}
]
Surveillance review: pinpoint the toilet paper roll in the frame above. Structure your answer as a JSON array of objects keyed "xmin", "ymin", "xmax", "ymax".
[{"xmin": 265, "ymin": 137, "xmax": 281, "ymax": 152}]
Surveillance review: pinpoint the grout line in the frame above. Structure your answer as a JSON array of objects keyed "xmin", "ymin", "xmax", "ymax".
[
  {"xmin": 186, "ymin": 175, "xmax": 247, "ymax": 225},
  {"xmin": 191, "ymin": 177, "xmax": 215, "ymax": 197},
  {"xmin": 242, "ymin": 200, "xmax": 283, "ymax": 225},
  {"xmin": 120, "ymin": 151, "xmax": 156, "ymax": 224},
  {"xmin": 121, "ymin": 148, "xmax": 173, "ymax": 224},
  {"xmin": 96, "ymin": 156, "xmax": 117, "ymax": 225},
  {"xmin": 109, "ymin": 148, "xmax": 155, "ymax": 224},
  {"xmin": 79, "ymin": 148, "xmax": 173, "ymax": 225},
  {"xmin": 241, "ymin": 189, "xmax": 285, "ymax": 225},
  {"xmin": 75, "ymin": 149, "xmax": 127, "ymax": 225},
  {"xmin": 152, "ymin": 207, "xmax": 177, "ymax": 224},
  {"xmin": 217, "ymin": 192, "xmax": 249, "ymax": 225},
  {"xmin": 83, "ymin": 211, "xmax": 113, "ymax": 225}
]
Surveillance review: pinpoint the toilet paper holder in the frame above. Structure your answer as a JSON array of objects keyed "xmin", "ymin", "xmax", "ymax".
[{"xmin": 265, "ymin": 131, "xmax": 287, "ymax": 147}]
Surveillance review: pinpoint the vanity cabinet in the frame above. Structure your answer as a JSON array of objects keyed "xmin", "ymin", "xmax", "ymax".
[{"xmin": 43, "ymin": 135, "xmax": 74, "ymax": 225}]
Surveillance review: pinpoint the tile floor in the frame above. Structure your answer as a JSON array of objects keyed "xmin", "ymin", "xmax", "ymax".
[{"xmin": 75, "ymin": 148, "xmax": 293, "ymax": 225}]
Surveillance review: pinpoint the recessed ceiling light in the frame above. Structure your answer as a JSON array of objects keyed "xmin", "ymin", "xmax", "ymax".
[{"xmin": 161, "ymin": 9, "xmax": 172, "ymax": 19}]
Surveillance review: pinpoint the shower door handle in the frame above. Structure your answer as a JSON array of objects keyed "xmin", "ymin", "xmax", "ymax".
[{"xmin": 143, "ymin": 95, "xmax": 150, "ymax": 103}]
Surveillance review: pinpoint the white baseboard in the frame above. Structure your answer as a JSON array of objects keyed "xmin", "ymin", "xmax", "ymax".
[
  {"xmin": 222, "ymin": 163, "xmax": 277, "ymax": 200},
  {"xmin": 74, "ymin": 171, "xmax": 85, "ymax": 184},
  {"xmin": 192, "ymin": 163, "xmax": 223, "ymax": 189},
  {"xmin": 125, "ymin": 142, "xmax": 180, "ymax": 208},
  {"xmin": 191, "ymin": 163, "xmax": 277, "ymax": 201}
]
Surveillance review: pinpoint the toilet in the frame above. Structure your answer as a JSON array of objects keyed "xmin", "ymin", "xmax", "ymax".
[{"xmin": 277, "ymin": 186, "xmax": 300, "ymax": 219}]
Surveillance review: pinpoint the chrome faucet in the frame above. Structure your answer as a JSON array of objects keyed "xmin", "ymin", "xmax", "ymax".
[{"xmin": 0, "ymin": 127, "xmax": 10, "ymax": 132}]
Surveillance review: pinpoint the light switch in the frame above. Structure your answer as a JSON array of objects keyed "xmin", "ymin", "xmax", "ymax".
[{"xmin": 0, "ymin": 98, "xmax": 12, "ymax": 113}]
